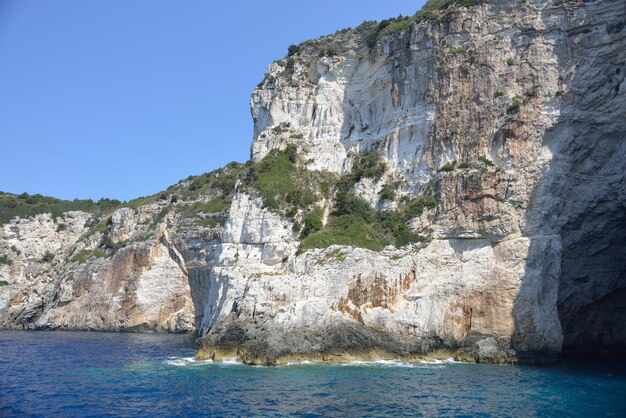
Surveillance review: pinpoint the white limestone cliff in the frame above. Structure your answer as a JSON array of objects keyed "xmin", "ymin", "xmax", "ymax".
[
  {"xmin": 197, "ymin": 0, "xmax": 625, "ymax": 363},
  {"xmin": 0, "ymin": 0, "xmax": 624, "ymax": 364}
]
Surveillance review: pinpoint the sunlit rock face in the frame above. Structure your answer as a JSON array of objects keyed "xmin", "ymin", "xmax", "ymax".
[
  {"xmin": 0, "ymin": 211, "xmax": 196, "ymax": 332},
  {"xmin": 200, "ymin": 0, "xmax": 625, "ymax": 363},
  {"xmin": 1, "ymin": 0, "xmax": 624, "ymax": 363}
]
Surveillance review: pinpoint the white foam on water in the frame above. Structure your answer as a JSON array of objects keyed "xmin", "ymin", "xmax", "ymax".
[
  {"xmin": 284, "ymin": 360, "xmax": 315, "ymax": 366},
  {"xmin": 164, "ymin": 356, "xmax": 458, "ymax": 368},
  {"xmin": 164, "ymin": 356, "xmax": 213, "ymax": 367},
  {"xmin": 164, "ymin": 356, "xmax": 248, "ymax": 367},
  {"xmin": 344, "ymin": 360, "xmax": 418, "ymax": 368},
  {"xmin": 418, "ymin": 358, "xmax": 460, "ymax": 365},
  {"xmin": 339, "ymin": 359, "xmax": 455, "ymax": 369},
  {"xmin": 220, "ymin": 358, "xmax": 244, "ymax": 366}
]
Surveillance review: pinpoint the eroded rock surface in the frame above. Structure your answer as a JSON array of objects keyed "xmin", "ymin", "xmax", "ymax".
[
  {"xmin": 0, "ymin": 0, "xmax": 624, "ymax": 363},
  {"xmin": 198, "ymin": 0, "xmax": 625, "ymax": 363}
]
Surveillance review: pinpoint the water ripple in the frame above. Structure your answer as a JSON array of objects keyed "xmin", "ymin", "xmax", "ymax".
[{"xmin": 1, "ymin": 331, "xmax": 625, "ymax": 417}]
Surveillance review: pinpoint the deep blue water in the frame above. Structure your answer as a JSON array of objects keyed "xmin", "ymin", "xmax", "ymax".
[{"xmin": 1, "ymin": 331, "xmax": 625, "ymax": 417}]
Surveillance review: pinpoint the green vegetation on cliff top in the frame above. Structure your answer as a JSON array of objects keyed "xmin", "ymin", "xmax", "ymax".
[
  {"xmin": 293, "ymin": 0, "xmax": 479, "ymax": 55},
  {"xmin": 363, "ymin": 0, "xmax": 479, "ymax": 47},
  {"xmin": 1, "ymin": 145, "xmax": 437, "ymax": 253},
  {"xmin": 263, "ymin": 0, "xmax": 480, "ymax": 70},
  {"xmin": 0, "ymin": 193, "xmax": 122, "ymax": 226}
]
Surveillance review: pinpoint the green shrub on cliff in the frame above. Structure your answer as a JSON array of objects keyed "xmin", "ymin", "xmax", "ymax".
[
  {"xmin": 0, "ymin": 192, "xmax": 123, "ymax": 226},
  {"xmin": 449, "ymin": 47, "xmax": 467, "ymax": 55},
  {"xmin": 171, "ymin": 145, "xmax": 330, "ymax": 224},
  {"xmin": 178, "ymin": 198, "xmax": 228, "ymax": 221},
  {"xmin": 438, "ymin": 161, "xmax": 456, "ymax": 172},
  {"xmin": 376, "ymin": 210, "xmax": 417, "ymax": 247},
  {"xmin": 287, "ymin": 44, "xmax": 300, "ymax": 56},
  {"xmin": 40, "ymin": 251, "xmax": 55, "ymax": 263},
  {"xmin": 361, "ymin": 0, "xmax": 479, "ymax": 47},
  {"xmin": 478, "ymin": 156, "xmax": 494, "ymax": 166},
  {"xmin": 172, "ymin": 161, "xmax": 251, "ymax": 226},
  {"xmin": 0, "ymin": 188, "xmax": 181, "ymax": 228},
  {"xmin": 250, "ymin": 147, "xmax": 299, "ymax": 210},
  {"xmin": 245, "ymin": 147, "xmax": 418, "ymax": 250},
  {"xmin": 0, "ymin": 255, "xmax": 12, "ymax": 266},
  {"xmin": 379, "ymin": 180, "xmax": 401, "ymax": 201},
  {"xmin": 365, "ymin": 16, "xmax": 412, "ymax": 48},
  {"xmin": 300, "ymin": 185, "xmax": 434, "ymax": 252},
  {"xmin": 71, "ymin": 249, "xmax": 108, "ymax": 264},
  {"xmin": 299, "ymin": 204, "xmax": 428, "ymax": 252},
  {"xmin": 252, "ymin": 147, "xmax": 341, "ymax": 215},
  {"xmin": 300, "ymin": 214, "xmax": 387, "ymax": 252},
  {"xmin": 300, "ymin": 212, "xmax": 323, "ymax": 238},
  {"xmin": 417, "ymin": 0, "xmax": 477, "ymax": 19},
  {"xmin": 334, "ymin": 193, "xmax": 373, "ymax": 221},
  {"xmin": 405, "ymin": 197, "xmax": 427, "ymax": 218},
  {"xmin": 507, "ymin": 96, "xmax": 526, "ymax": 113},
  {"xmin": 351, "ymin": 150, "xmax": 386, "ymax": 182},
  {"xmin": 294, "ymin": 146, "xmax": 438, "ymax": 252}
]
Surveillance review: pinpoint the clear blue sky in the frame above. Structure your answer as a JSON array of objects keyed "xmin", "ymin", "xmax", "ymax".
[{"xmin": 0, "ymin": 0, "xmax": 425, "ymax": 201}]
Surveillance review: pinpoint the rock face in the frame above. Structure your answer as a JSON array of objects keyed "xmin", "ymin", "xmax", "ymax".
[
  {"xmin": 0, "ymin": 211, "xmax": 197, "ymax": 332},
  {"xmin": 1, "ymin": 0, "xmax": 624, "ymax": 363}
]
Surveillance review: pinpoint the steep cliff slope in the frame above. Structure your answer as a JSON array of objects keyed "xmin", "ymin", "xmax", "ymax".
[{"xmin": 1, "ymin": 0, "xmax": 624, "ymax": 364}]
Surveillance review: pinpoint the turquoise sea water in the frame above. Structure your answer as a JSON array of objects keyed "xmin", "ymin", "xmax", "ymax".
[{"xmin": 1, "ymin": 331, "xmax": 625, "ymax": 417}]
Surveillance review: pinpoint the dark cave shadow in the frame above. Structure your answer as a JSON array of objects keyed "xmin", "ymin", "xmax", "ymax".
[{"xmin": 511, "ymin": 2, "xmax": 626, "ymax": 360}]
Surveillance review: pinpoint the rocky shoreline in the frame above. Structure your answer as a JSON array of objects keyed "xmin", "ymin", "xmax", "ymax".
[
  {"xmin": 1, "ymin": 0, "xmax": 624, "ymax": 362},
  {"xmin": 195, "ymin": 338, "xmax": 560, "ymax": 367}
]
